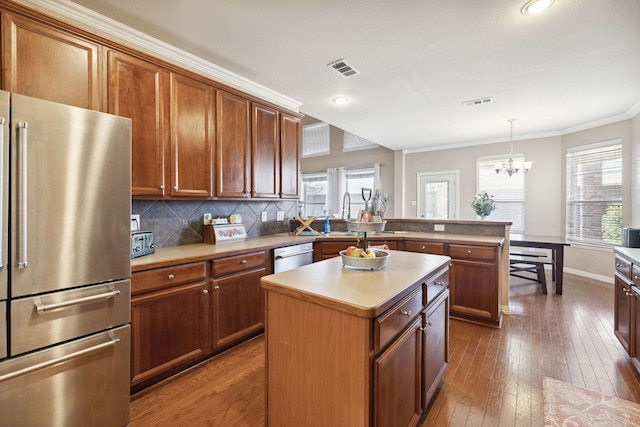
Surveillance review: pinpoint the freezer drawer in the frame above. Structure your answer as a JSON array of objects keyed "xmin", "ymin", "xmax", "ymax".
[
  {"xmin": 0, "ymin": 302, "xmax": 5, "ymax": 359},
  {"xmin": 11, "ymin": 279, "xmax": 130, "ymax": 356},
  {"xmin": 0, "ymin": 325, "xmax": 130, "ymax": 427}
]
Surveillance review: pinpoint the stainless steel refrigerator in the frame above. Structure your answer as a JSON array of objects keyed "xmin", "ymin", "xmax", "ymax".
[{"xmin": 0, "ymin": 91, "xmax": 132, "ymax": 427}]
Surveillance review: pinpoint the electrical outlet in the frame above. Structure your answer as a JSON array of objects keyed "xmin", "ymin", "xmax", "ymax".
[
  {"xmin": 277, "ymin": 211, "xmax": 284, "ymax": 221},
  {"xmin": 411, "ymin": 200, "xmax": 417, "ymax": 206},
  {"xmin": 182, "ymin": 219, "xmax": 188, "ymax": 226},
  {"xmin": 434, "ymin": 224, "xmax": 445, "ymax": 231},
  {"xmin": 203, "ymin": 213, "xmax": 211, "ymax": 224},
  {"xmin": 261, "ymin": 211, "xmax": 268, "ymax": 222}
]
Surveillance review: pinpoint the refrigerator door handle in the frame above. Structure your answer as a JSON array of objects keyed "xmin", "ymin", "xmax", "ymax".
[
  {"xmin": 34, "ymin": 289, "xmax": 121, "ymax": 314},
  {"xmin": 17, "ymin": 121, "xmax": 28, "ymax": 269},
  {"xmin": 0, "ymin": 334, "xmax": 121, "ymax": 383},
  {"xmin": 0, "ymin": 116, "xmax": 5, "ymax": 271}
]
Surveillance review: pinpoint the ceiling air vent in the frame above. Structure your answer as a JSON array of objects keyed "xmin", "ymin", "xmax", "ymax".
[
  {"xmin": 328, "ymin": 59, "xmax": 359, "ymax": 78},
  {"xmin": 462, "ymin": 97, "xmax": 494, "ymax": 107}
]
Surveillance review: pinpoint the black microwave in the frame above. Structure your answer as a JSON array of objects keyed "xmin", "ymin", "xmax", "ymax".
[{"xmin": 623, "ymin": 228, "xmax": 640, "ymax": 248}]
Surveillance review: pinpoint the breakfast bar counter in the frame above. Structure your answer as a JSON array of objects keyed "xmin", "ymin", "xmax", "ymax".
[{"xmin": 261, "ymin": 250, "xmax": 451, "ymax": 427}]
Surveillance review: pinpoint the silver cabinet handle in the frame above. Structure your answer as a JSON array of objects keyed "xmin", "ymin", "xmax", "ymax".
[
  {"xmin": 168, "ymin": 274, "xmax": 175, "ymax": 280},
  {"xmin": 34, "ymin": 289, "xmax": 121, "ymax": 314},
  {"xmin": 434, "ymin": 281, "xmax": 445, "ymax": 287},
  {"xmin": 398, "ymin": 310, "xmax": 412, "ymax": 317},
  {"xmin": 241, "ymin": 259, "xmax": 248, "ymax": 264},
  {"xmin": 0, "ymin": 117, "xmax": 5, "ymax": 272},
  {"xmin": 17, "ymin": 121, "xmax": 29, "ymax": 269},
  {"xmin": 0, "ymin": 335, "xmax": 120, "ymax": 383}
]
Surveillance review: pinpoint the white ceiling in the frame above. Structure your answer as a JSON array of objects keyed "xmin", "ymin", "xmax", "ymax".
[{"xmin": 68, "ymin": 0, "xmax": 640, "ymax": 152}]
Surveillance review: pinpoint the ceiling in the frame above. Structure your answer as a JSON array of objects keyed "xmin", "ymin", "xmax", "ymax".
[{"xmin": 68, "ymin": 0, "xmax": 640, "ymax": 152}]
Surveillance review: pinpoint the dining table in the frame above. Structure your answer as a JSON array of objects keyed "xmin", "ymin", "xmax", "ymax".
[{"xmin": 509, "ymin": 234, "xmax": 570, "ymax": 295}]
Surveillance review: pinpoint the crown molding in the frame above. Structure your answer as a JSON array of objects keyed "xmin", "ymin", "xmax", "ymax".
[{"xmin": 14, "ymin": 0, "xmax": 302, "ymax": 112}]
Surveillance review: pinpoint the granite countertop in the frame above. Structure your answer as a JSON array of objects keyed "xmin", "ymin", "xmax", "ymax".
[{"xmin": 260, "ymin": 250, "xmax": 451, "ymax": 318}]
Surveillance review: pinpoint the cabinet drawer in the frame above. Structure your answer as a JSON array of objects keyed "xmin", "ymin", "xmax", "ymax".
[
  {"xmin": 424, "ymin": 269, "xmax": 449, "ymax": 306},
  {"xmin": 633, "ymin": 264, "xmax": 640, "ymax": 288},
  {"xmin": 374, "ymin": 288, "xmax": 423, "ymax": 353},
  {"xmin": 212, "ymin": 251, "xmax": 266, "ymax": 276},
  {"xmin": 132, "ymin": 262, "xmax": 207, "ymax": 295},
  {"xmin": 318, "ymin": 241, "xmax": 350, "ymax": 256},
  {"xmin": 405, "ymin": 240, "xmax": 444, "ymax": 255},
  {"xmin": 616, "ymin": 255, "xmax": 632, "ymax": 280},
  {"xmin": 447, "ymin": 244, "xmax": 496, "ymax": 262}
]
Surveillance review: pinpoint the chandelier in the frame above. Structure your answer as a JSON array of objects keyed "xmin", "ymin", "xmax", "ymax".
[{"xmin": 495, "ymin": 119, "xmax": 532, "ymax": 177}]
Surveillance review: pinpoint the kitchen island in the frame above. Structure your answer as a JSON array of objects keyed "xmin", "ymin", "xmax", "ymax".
[{"xmin": 260, "ymin": 250, "xmax": 451, "ymax": 427}]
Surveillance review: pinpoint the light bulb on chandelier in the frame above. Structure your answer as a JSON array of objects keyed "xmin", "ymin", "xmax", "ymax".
[{"xmin": 495, "ymin": 119, "xmax": 532, "ymax": 177}]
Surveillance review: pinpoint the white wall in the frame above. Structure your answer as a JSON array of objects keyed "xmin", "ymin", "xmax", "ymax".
[{"xmin": 403, "ymin": 118, "xmax": 637, "ymax": 280}]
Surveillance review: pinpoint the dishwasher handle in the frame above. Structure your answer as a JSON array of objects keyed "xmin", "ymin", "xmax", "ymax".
[{"xmin": 274, "ymin": 249, "xmax": 314, "ymax": 260}]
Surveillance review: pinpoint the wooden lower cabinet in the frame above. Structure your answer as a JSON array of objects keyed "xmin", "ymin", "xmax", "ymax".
[
  {"xmin": 211, "ymin": 268, "xmax": 265, "ymax": 348},
  {"xmin": 447, "ymin": 243, "xmax": 500, "ymax": 327},
  {"xmin": 614, "ymin": 272, "xmax": 634, "ymax": 354},
  {"xmin": 422, "ymin": 290, "xmax": 449, "ymax": 407},
  {"xmin": 130, "ymin": 273, "xmax": 211, "ymax": 391},
  {"xmin": 374, "ymin": 316, "xmax": 422, "ymax": 427}
]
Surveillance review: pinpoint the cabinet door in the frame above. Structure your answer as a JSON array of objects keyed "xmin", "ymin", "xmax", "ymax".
[
  {"xmin": 449, "ymin": 259, "xmax": 499, "ymax": 324},
  {"xmin": 422, "ymin": 291, "xmax": 449, "ymax": 409},
  {"xmin": 130, "ymin": 281, "xmax": 211, "ymax": 389},
  {"xmin": 251, "ymin": 103, "xmax": 279, "ymax": 198},
  {"xmin": 280, "ymin": 113, "xmax": 300, "ymax": 199},
  {"xmin": 108, "ymin": 51, "xmax": 169, "ymax": 197},
  {"xmin": 374, "ymin": 316, "xmax": 422, "ymax": 427},
  {"xmin": 215, "ymin": 90, "xmax": 250, "ymax": 198},
  {"xmin": 2, "ymin": 13, "xmax": 101, "ymax": 110},
  {"xmin": 170, "ymin": 73, "xmax": 214, "ymax": 198},
  {"xmin": 632, "ymin": 289, "xmax": 640, "ymax": 370},
  {"xmin": 615, "ymin": 274, "xmax": 633, "ymax": 353},
  {"xmin": 212, "ymin": 268, "xmax": 265, "ymax": 348}
]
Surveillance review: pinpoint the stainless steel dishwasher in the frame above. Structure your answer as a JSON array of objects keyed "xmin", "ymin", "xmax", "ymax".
[{"xmin": 273, "ymin": 243, "xmax": 314, "ymax": 273}]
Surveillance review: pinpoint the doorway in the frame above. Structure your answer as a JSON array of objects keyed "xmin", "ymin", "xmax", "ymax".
[{"xmin": 417, "ymin": 172, "xmax": 458, "ymax": 219}]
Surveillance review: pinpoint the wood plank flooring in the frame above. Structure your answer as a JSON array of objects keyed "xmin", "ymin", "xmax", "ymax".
[{"xmin": 129, "ymin": 273, "xmax": 640, "ymax": 426}]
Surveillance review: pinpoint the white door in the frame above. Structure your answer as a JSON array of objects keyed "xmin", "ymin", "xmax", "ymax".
[{"xmin": 418, "ymin": 172, "xmax": 458, "ymax": 219}]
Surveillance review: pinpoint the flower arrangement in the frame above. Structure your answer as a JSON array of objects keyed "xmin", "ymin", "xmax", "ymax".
[{"xmin": 471, "ymin": 192, "xmax": 496, "ymax": 219}]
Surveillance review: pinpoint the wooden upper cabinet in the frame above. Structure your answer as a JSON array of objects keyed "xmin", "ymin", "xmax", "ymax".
[
  {"xmin": 1, "ymin": 13, "xmax": 101, "ymax": 110},
  {"xmin": 108, "ymin": 51, "xmax": 169, "ymax": 197},
  {"xmin": 251, "ymin": 103, "xmax": 279, "ymax": 198},
  {"xmin": 215, "ymin": 90, "xmax": 250, "ymax": 198},
  {"xmin": 280, "ymin": 113, "xmax": 300, "ymax": 199},
  {"xmin": 170, "ymin": 73, "xmax": 214, "ymax": 198}
]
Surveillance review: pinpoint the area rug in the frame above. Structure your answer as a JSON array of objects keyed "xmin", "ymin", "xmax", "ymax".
[{"xmin": 543, "ymin": 377, "xmax": 640, "ymax": 426}]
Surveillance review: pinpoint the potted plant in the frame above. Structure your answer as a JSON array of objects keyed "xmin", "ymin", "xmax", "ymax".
[{"xmin": 471, "ymin": 192, "xmax": 496, "ymax": 219}]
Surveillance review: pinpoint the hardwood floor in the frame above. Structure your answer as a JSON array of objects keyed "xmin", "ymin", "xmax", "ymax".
[{"xmin": 129, "ymin": 273, "xmax": 640, "ymax": 426}]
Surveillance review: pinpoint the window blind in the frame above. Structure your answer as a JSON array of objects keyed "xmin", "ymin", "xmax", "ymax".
[
  {"xmin": 302, "ymin": 122, "xmax": 330, "ymax": 157},
  {"xmin": 343, "ymin": 131, "xmax": 378, "ymax": 151},
  {"xmin": 566, "ymin": 140, "xmax": 622, "ymax": 246},
  {"xmin": 477, "ymin": 155, "xmax": 525, "ymax": 233}
]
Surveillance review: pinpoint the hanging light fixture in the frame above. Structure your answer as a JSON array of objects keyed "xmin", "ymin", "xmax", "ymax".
[{"xmin": 494, "ymin": 119, "xmax": 532, "ymax": 177}]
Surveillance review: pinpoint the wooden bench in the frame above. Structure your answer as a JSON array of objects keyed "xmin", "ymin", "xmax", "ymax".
[{"xmin": 509, "ymin": 252, "xmax": 553, "ymax": 294}]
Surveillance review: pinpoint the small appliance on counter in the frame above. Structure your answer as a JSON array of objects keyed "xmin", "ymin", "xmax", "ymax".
[
  {"xmin": 623, "ymin": 227, "xmax": 640, "ymax": 248},
  {"xmin": 131, "ymin": 214, "xmax": 155, "ymax": 258}
]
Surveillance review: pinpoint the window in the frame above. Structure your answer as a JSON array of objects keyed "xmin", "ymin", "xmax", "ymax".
[
  {"xmin": 566, "ymin": 140, "xmax": 622, "ymax": 246},
  {"xmin": 345, "ymin": 167, "xmax": 376, "ymax": 214},
  {"xmin": 301, "ymin": 172, "xmax": 327, "ymax": 217},
  {"xmin": 301, "ymin": 165, "xmax": 377, "ymax": 217},
  {"xmin": 477, "ymin": 155, "xmax": 525, "ymax": 233},
  {"xmin": 343, "ymin": 131, "xmax": 378, "ymax": 152},
  {"xmin": 302, "ymin": 122, "xmax": 330, "ymax": 157}
]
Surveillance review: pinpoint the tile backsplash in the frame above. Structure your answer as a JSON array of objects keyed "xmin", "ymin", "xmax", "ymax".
[{"xmin": 132, "ymin": 199, "xmax": 298, "ymax": 248}]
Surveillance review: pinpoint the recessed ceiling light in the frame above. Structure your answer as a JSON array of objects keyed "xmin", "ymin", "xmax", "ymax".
[
  {"xmin": 331, "ymin": 96, "xmax": 349, "ymax": 105},
  {"xmin": 521, "ymin": 0, "xmax": 555, "ymax": 15}
]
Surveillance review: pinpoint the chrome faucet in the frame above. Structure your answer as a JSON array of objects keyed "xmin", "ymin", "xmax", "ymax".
[{"xmin": 341, "ymin": 191, "xmax": 351, "ymax": 220}]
